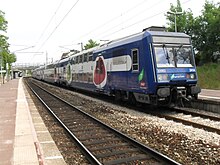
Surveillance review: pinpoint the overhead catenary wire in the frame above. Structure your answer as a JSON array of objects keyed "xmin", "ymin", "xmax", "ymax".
[
  {"xmin": 34, "ymin": 0, "xmax": 191, "ymax": 64},
  {"xmin": 70, "ymin": 0, "xmax": 150, "ymax": 43},
  {"xmin": 94, "ymin": 0, "xmax": 192, "ymax": 41},
  {"xmin": 36, "ymin": 0, "xmax": 64, "ymax": 45},
  {"xmin": 94, "ymin": 0, "xmax": 163, "ymax": 40},
  {"xmin": 37, "ymin": 0, "xmax": 80, "ymax": 51},
  {"xmin": 67, "ymin": 0, "xmax": 174, "ymax": 46},
  {"xmin": 38, "ymin": 0, "xmax": 188, "ymax": 49}
]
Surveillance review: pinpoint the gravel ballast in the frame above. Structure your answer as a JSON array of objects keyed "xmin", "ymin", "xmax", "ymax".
[{"xmin": 30, "ymin": 80, "xmax": 220, "ymax": 164}]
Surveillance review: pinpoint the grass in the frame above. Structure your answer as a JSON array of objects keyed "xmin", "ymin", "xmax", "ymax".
[{"xmin": 197, "ymin": 63, "xmax": 220, "ymax": 89}]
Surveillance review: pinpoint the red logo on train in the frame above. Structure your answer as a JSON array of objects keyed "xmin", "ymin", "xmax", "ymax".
[{"xmin": 93, "ymin": 56, "xmax": 107, "ymax": 87}]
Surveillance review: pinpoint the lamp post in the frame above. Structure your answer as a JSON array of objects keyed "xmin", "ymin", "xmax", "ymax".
[{"xmin": 167, "ymin": 10, "xmax": 183, "ymax": 32}]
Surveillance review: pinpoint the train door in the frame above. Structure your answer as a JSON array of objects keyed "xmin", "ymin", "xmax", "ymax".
[
  {"xmin": 130, "ymin": 48, "xmax": 140, "ymax": 89},
  {"xmin": 108, "ymin": 59, "xmax": 112, "ymax": 87},
  {"xmin": 54, "ymin": 66, "xmax": 60, "ymax": 83}
]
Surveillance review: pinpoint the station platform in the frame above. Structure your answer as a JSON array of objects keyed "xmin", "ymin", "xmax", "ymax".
[
  {"xmin": 0, "ymin": 78, "xmax": 66, "ymax": 165},
  {"xmin": 199, "ymin": 89, "xmax": 220, "ymax": 101}
]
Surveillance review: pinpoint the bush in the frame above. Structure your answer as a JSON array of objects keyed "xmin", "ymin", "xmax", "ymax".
[{"xmin": 197, "ymin": 63, "xmax": 220, "ymax": 89}]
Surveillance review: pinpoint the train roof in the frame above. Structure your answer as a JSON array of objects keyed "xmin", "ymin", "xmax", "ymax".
[
  {"xmin": 147, "ymin": 31, "xmax": 189, "ymax": 38},
  {"xmin": 95, "ymin": 29, "xmax": 190, "ymax": 53},
  {"xmin": 66, "ymin": 46, "xmax": 100, "ymax": 59},
  {"xmin": 57, "ymin": 27, "xmax": 191, "ymax": 60}
]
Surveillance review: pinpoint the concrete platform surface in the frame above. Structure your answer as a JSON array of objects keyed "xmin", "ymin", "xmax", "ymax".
[
  {"xmin": 199, "ymin": 89, "xmax": 220, "ymax": 101},
  {"xmin": 0, "ymin": 78, "xmax": 66, "ymax": 165}
]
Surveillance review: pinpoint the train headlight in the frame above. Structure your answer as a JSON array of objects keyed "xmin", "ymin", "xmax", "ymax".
[
  {"xmin": 187, "ymin": 73, "xmax": 196, "ymax": 79},
  {"xmin": 190, "ymin": 73, "xmax": 195, "ymax": 79},
  {"xmin": 157, "ymin": 74, "xmax": 169, "ymax": 82}
]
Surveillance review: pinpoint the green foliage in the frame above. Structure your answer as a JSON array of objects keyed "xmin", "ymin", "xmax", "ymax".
[
  {"xmin": 1, "ymin": 49, "xmax": 16, "ymax": 69},
  {"xmin": 192, "ymin": 1, "xmax": 220, "ymax": 63},
  {"xmin": 0, "ymin": 10, "xmax": 7, "ymax": 31},
  {"xmin": 166, "ymin": 0, "xmax": 220, "ymax": 65},
  {"xmin": 84, "ymin": 39, "xmax": 100, "ymax": 50},
  {"xmin": 165, "ymin": 0, "xmax": 194, "ymax": 34},
  {"xmin": 166, "ymin": 0, "xmax": 182, "ymax": 32},
  {"xmin": 0, "ymin": 34, "xmax": 9, "ymax": 50},
  {"xmin": 197, "ymin": 63, "xmax": 220, "ymax": 89},
  {"xmin": 0, "ymin": 9, "xmax": 16, "ymax": 69},
  {"xmin": 0, "ymin": 10, "xmax": 8, "ymax": 50}
]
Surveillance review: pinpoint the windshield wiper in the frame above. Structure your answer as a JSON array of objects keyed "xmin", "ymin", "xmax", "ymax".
[
  {"xmin": 175, "ymin": 44, "xmax": 183, "ymax": 56},
  {"xmin": 176, "ymin": 44, "xmax": 190, "ymax": 64},
  {"xmin": 174, "ymin": 44, "xmax": 183, "ymax": 63},
  {"xmin": 162, "ymin": 44, "xmax": 170, "ymax": 64}
]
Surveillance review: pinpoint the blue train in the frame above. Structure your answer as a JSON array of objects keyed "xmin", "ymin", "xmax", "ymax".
[{"xmin": 32, "ymin": 27, "xmax": 201, "ymax": 107}]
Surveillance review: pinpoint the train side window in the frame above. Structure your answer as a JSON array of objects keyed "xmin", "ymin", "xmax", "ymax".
[
  {"xmin": 79, "ymin": 55, "xmax": 83, "ymax": 63},
  {"xmin": 84, "ymin": 53, "xmax": 88, "ymax": 62},
  {"xmin": 76, "ymin": 56, "xmax": 79, "ymax": 64},
  {"xmin": 88, "ymin": 52, "xmax": 93, "ymax": 61},
  {"xmin": 70, "ymin": 57, "xmax": 75, "ymax": 64},
  {"xmin": 132, "ymin": 49, "xmax": 139, "ymax": 71}
]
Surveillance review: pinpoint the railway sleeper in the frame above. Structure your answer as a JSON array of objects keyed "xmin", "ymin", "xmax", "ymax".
[
  {"xmin": 78, "ymin": 134, "xmax": 115, "ymax": 141},
  {"xmin": 83, "ymin": 139, "xmax": 123, "ymax": 146},
  {"xmin": 94, "ymin": 148, "xmax": 141, "ymax": 158},
  {"xmin": 69, "ymin": 127, "xmax": 106, "ymax": 133},
  {"xmin": 104, "ymin": 154, "xmax": 152, "ymax": 165},
  {"xmin": 90, "ymin": 143, "xmax": 129, "ymax": 152}
]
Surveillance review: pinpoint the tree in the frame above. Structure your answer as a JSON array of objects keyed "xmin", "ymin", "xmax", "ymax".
[
  {"xmin": 165, "ymin": 0, "xmax": 194, "ymax": 34},
  {"xmin": 192, "ymin": 1, "xmax": 220, "ymax": 63},
  {"xmin": 0, "ymin": 10, "xmax": 7, "ymax": 32},
  {"xmin": 166, "ymin": 0, "xmax": 220, "ymax": 64},
  {"xmin": 84, "ymin": 39, "xmax": 100, "ymax": 50},
  {"xmin": 0, "ymin": 10, "xmax": 8, "ymax": 51},
  {"xmin": 0, "ymin": 10, "xmax": 16, "ymax": 71}
]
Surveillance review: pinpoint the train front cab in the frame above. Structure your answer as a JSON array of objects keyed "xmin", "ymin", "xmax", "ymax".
[{"xmin": 149, "ymin": 32, "xmax": 201, "ymax": 106}]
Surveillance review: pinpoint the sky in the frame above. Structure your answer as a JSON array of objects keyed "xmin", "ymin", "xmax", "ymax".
[{"xmin": 0, "ymin": 0, "xmax": 218, "ymax": 65}]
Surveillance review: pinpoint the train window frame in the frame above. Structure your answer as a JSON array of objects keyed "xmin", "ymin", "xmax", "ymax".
[
  {"xmin": 70, "ymin": 57, "xmax": 75, "ymax": 64},
  {"xmin": 84, "ymin": 53, "xmax": 88, "ymax": 62},
  {"xmin": 154, "ymin": 44, "xmax": 194, "ymax": 68},
  {"xmin": 76, "ymin": 56, "xmax": 79, "ymax": 64},
  {"xmin": 79, "ymin": 55, "xmax": 83, "ymax": 63},
  {"xmin": 88, "ymin": 52, "xmax": 93, "ymax": 61},
  {"xmin": 73, "ymin": 57, "xmax": 76, "ymax": 64},
  {"xmin": 131, "ymin": 48, "xmax": 139, "ymax": 71}
]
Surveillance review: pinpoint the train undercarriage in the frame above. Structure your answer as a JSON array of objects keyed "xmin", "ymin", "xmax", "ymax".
[{"xmin": 112, "ymin": 85, "xmax": 201, "ymax": 107}]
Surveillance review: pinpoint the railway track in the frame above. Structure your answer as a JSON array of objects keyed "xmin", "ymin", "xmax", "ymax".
[
  {"xmin": 26, "ymin": 80, "xmax": 180, "ymax": 165},
  {"xmin": 173, "ymin": 108, "xmax": 220, "ymax": 122},
  {"xmin": 150, "ymin": 108, "xmax": 220, "ymax": 135}
]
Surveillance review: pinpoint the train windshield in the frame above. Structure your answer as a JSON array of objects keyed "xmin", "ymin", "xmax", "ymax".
[{"xmin": 154, "ymin": 44, "xmax": 194, "ymax": 68}]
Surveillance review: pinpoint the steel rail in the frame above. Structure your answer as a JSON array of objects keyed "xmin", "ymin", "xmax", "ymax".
[
  {"xmin": 26, "ymin": 81, "xmax": 102, "ymax": 165},
  {"xmin": 26, "ymin": 79, "xmax": 180, "ymax": 165},
  {"xmin": 152, "ymin": 112, "xmax": 220, "ymax": 135},
  {"xmin": 173, "ymin": 107, "xmax": 220, "ymax": 122}
]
